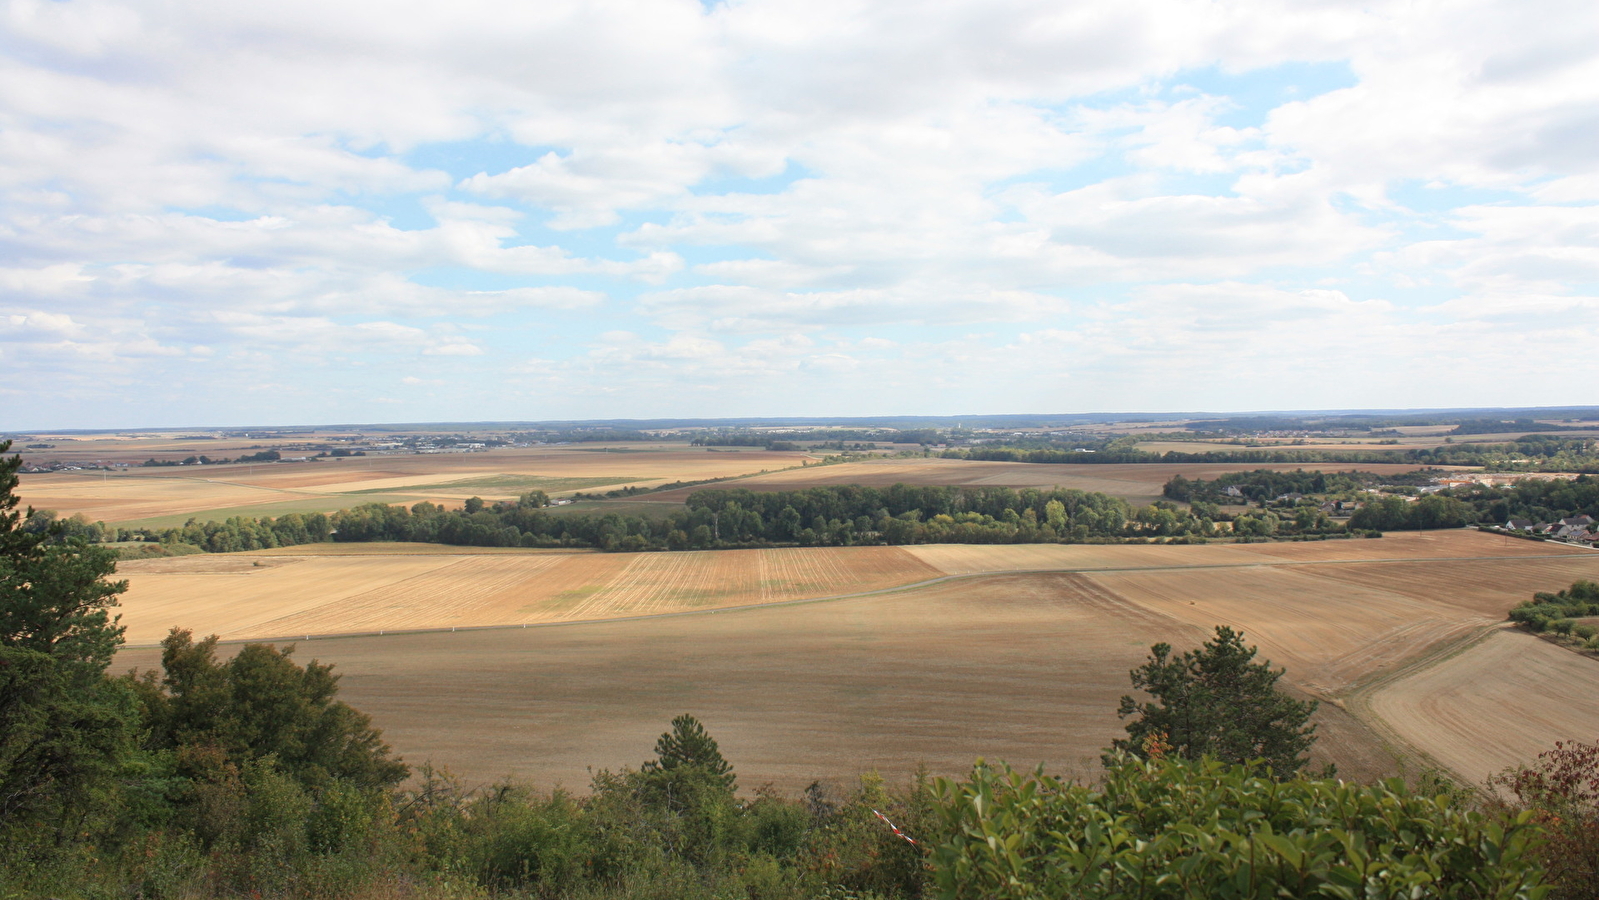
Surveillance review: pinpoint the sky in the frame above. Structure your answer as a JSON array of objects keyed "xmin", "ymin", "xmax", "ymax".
[{"xmin": 2, "ymin": 0, "xmax": 1597, "ymax": 429}]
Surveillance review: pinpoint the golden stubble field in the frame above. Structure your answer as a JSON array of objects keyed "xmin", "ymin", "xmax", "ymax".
[
  {"xmin": 116, "ymin": 545, "xmax": 943, "ymax": 644},
  {"xmin": 1368, "ymin": 627, "xmax": 1599, "ymax": 785},
  {"xmin": 113, "ymin": 531, "xmax": 1599, "ymax": 791}
]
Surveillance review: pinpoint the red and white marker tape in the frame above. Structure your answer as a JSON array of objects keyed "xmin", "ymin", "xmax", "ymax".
[{"xmin": 872, "ymin": 808, "xmax": 917, "ymax": 845}]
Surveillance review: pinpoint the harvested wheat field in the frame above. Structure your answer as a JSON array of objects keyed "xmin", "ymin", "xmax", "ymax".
[
  {"xmin": 904, "ymin": 530, "xmax": 1573, "ymax": 576},
  {"xmin": 1368, "ymin": 627, "xmax": 1599, "ymax": 785},
  {"xmin": 116, "ymin": 572, "xmax": 1392, "ymax": 793},
  {"xmin": 116, "ymin": 545, "xmax": 943, "ymax": 645},
  {"xmin": 115, "ymin": 530, "xmax": 1589, "ymax": 645},
  {"xmin": 111, "ymin": 529, "xmax": 1599, "ymax": 788}
]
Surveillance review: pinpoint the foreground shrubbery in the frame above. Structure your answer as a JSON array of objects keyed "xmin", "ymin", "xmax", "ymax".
[
  {"xmin": 1491, "ymin": 740, "xmax": 1599, "ymax": 899},
  {"xmin": 8, "ymin": 744, "xmax": 1563, "ymax": 900},
  {"xmin": 2, "ymin": 717, "xmax": 941, "ymax": 900},
  {"xmin": 935, "ymin": 753, "xmax": 1548, "ymax": 900}
]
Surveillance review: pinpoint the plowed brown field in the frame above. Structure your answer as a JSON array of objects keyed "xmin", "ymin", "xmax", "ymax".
[
  {"xmin": 1369, "ymin": 628, "xmax": 1599, "ymax": 785},
  {"xmin": 109, "ymin": 573, "xmax": 1360, "ymax": 792},
  {"xmin": 111, "ymin": 529, "xmax": 1599, "ymax": 788},
  {"xmin": 114, "ymin": 569, "xmax": 1422, "ymax": 792},
  {"xmin": 905, "ymin": 529, "xmax": 1569, "ymax": 575}
]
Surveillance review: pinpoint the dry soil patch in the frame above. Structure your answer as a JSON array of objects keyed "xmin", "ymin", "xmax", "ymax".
[{"xmin": 1369, "ymin": 628, "xmax": 1599, "ymax": 785}]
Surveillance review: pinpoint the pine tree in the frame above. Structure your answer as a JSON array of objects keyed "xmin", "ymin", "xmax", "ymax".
[
  {"xmin": 643, "ymin": 713, "xmax": 736, "ymax": 792},
  {"xmin": 1109, "ymin": 626, "xmax": 1318, "ymax": 774},
  {"xmin": 0, "ymin": 440, "xmax": 135, "ymax": 838}
]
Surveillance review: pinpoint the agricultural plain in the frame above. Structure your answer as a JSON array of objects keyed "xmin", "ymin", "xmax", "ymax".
[
  {"xmin": 21, "ymin": 431, "xmax": 1461, "ymax": 528},
  {"xmin": 640, "ymin": 457, "xmax": 1456, "ymax": 506},
  {"xmin": 21, "ymin": 443, "xmax": 811, "ymax": 526},
  {"xmin": 113, "ymin": 530, "xmax": 1599, "ymax": 789}
]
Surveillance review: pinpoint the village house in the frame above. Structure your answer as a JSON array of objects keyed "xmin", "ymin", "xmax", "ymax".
[
  {"xmin": 1320, "ymin": 500, "xmax": 1365, "ymax": 515},
  {"xmin": 1555, "ymin": 516, "xmax": 1597, "ymax": 539}
]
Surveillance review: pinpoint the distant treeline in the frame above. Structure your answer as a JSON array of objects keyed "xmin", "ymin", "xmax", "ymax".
[
  {"xmin": 691, "ymin": 428, "xmax": 944, "ymax": 448},
  {"xmin": 950, "ymin": 434, "xmax": 1599, "ymax": 472},
  {"xmin": 944, "ymin": 437, "xmax": 1412, "ymax": 466},
  {"xmin": 116, "ymin": 484, "xmax": 1283, "ymax": 554},
  {"xmin": 1449, "ymin": 418, "xmax": 1590, "ymax": 435},
  {"xmin": 1443, "ymin": 475, "xmax": 1599, "ymax": 525},
  {"xmin": 529, "ymin": 429, "xmax": 663, "ymax": 442},
  {"xmin": 140, "ymin": 449, "xmax": 295, "ymax": 467},
  {"xmin": 1162, "ymin": 468, "xmax": 1599, "ymax": 533},
  {"xmin": 1164, "ymin": 469, "xmax": 1443, "ymax": 504},
  {"xmin": 137, "ymin": 448, "xmax": 373, "ymax": 467},
  {"xmin": 330, "ymin": 485, "xmax": 1226, "ymax": 550},
  {"xmin": 1188, "ymin": 410, "xmax": 1599, "ymax": 433}
]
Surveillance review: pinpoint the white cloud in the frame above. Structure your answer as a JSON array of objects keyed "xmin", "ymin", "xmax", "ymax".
[
  {"xmin": 422, "ymin": 342, "xmax": 486, "ymax": 356},
  {"xmin": 3, "ymin": 0, "xmax": 1598, "ymax": 426},
  {"xmin": 1, "ymin": 310, "xmax": 87, "ymax": 340}
]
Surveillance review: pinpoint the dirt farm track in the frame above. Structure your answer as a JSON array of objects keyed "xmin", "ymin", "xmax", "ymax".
[{"xmin": 114, "ymin": 531, "xmax": 1599, "ymax": 792}]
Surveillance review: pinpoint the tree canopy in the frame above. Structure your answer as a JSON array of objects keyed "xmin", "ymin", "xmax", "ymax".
[
  {"xmin": 0, "ymin": 440, "xmax": 136, "ymax": 841},
  {"xmin": 129, "ymin": 629, "xmax": 409, "ymax": 791},
  {"xmin": 1109, "ymin": 626, "xmax": 1319, "ymax": 774},
  {"xmin": 642, "ymin": 713, "xmax": 737, "ymax": 794}
]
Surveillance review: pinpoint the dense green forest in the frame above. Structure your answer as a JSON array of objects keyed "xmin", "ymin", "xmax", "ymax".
[
  {"xmin": 371, "ymin": 484, "xmax": 1187, "ymax": 550},
  {"xmin": 113, "ymin": 485, "xmax": 1247, "ymax": 555}
]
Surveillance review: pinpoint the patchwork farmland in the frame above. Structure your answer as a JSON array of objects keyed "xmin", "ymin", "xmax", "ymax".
[
  {"xmin": 114, "ymin": 530, "xmax": 1599, "ymax": 792},
  {"xmin": 20, "ymin": 443, "xmax": 812, "ymax": 526},
  {"xmin": 22, "ymin": 434, "xmax": 1454, "ymax": 528}
]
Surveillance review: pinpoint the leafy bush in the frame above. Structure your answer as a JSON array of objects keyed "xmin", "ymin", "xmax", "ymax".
[
  {"xmin": 932, "ymin": 754, "xmax": 1548, "ymax": 900},
  {"xmin": 1492, "ymin": 740, "xmax": 1599, "ymax": 899},
  {"xmin": 1509, "ymin": 581, "xmax": 1599, "ymax": 633}
]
